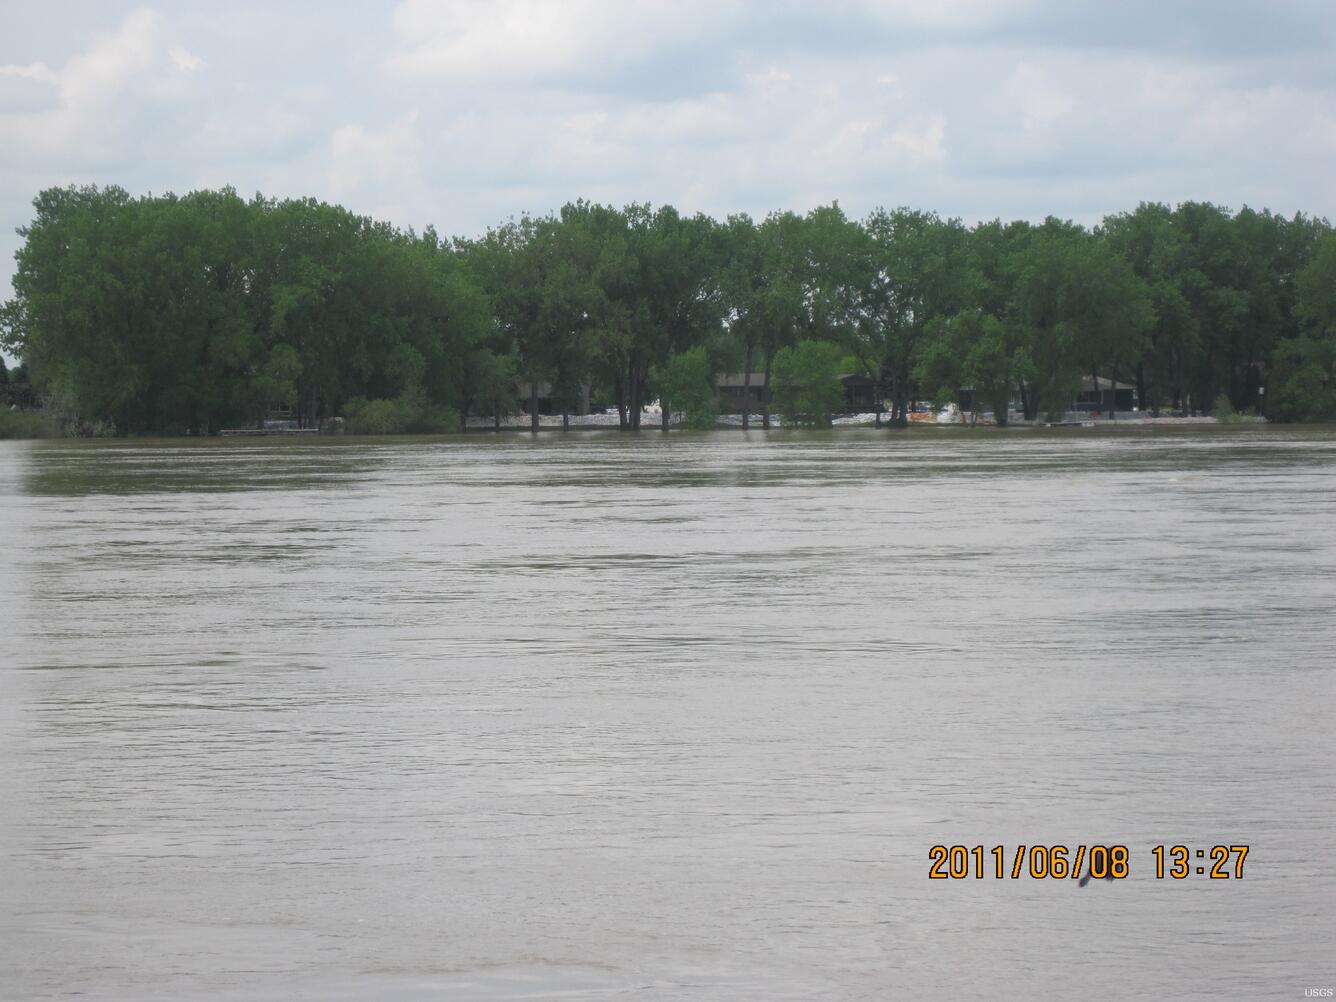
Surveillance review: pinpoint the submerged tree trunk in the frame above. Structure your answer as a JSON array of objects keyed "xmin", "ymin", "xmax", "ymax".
[
  {"xmin": 741, "ymin": 345, "xmax": 753, "ymax": 431},
  {"xmin": 530, "ymin": 382, "xmax": 539, "ymax": 433},
  {"xmin": 762, "ymin": 356, "xmax": 774, "ymax": 430},
  {"xmin": 1020, "ymin": 383, "xmax": 1039, "ymax": 422},
  {"xmin": 889, "ymin": 366, "xmax": 909, "ymax": 428},
  {"xmin": 1136, "ymin": 361, "xmax": 1152, "ymax": 416},
  {"xmin": 629, "ymin": 362, "xmax": 642, "ymax": 431},
  {"xmin": 562, "ymin": 409, "xmax": 569, "ymax": 431},
  {"xmin": 661, "ymin": 401, "xmax": 670, "ymax": 431},
  {"xmin": 1170, "ymin": 349, "xmax": 1184, "ymax": 413},
  {"xmin": 615, "ymin": 374, "xmax": 628, "ymax": 430},
  {"xmin": 493, "ymin": 393, "xmax": 501, "ymax": 432}
]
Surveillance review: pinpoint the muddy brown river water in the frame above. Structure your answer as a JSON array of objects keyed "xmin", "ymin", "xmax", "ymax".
[{"xmin": 1, "ymin": 427, "xmax": 1333, "ymax": 1000}]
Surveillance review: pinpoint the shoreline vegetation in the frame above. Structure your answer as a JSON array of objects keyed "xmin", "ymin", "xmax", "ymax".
[
  {"xmin": 2, "ymin": 185, "xmax": 1334, "ymax": 440},
  {"xmin": 1, "ymin": 410, "xmax": 1277, "ymax": 442}
]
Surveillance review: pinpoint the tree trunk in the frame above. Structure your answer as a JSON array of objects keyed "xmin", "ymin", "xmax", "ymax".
[
  {"xmin": 741, "ymin": 345, "xmax": 753, "ymax": 430},
  {"xmin": 629, "ymin": 362, "xmax": 642, "ymax": 431},
  {"xmin": 493, "ymin": 392, "xmax": 501, "ymax": 432},
  {"xmin": 1136, "ymin": 361, "xmax": 1151, "ymax": 416},
  {"xmin": 889, "ymin": 368, "xmax": 908, "ymax": 427},
  {"xmin": 615, "ymin": 374, "xmax": 627, "ymax": 430},
  {"xmin": 530, "ymin": 382, "xmax": 539, "ymax": 433},
  {"xmin": 661, "ymin": 401, "xmax": 670, "ymax": 431},
  {"xmin": 1021, "ymin": 383, "xmax": 1039, "ymax": 422},
  {"xmin": 761, "ymin": 356, "xmax": 773, "ymax": 430}
]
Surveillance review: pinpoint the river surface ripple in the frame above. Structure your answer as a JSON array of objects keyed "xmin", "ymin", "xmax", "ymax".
[{"xmin": 1, "ymin": 427, "xmax": 1334, "ymax": 1001}]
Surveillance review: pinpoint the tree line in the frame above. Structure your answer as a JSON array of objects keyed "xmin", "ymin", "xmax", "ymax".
[{"xmin": 2, "ymin": 184, "xmax": 1334, "ymax": 436}]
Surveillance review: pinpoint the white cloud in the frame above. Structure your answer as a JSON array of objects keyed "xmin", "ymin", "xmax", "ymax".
[
  {"xmin": 4, "ymin": 0, "xmax": 1336, "ymax": 338},
  {"xmin": 58, "ymin": 7, "xmax": 163, "ymax": 109},
  {"xmin": 1008, "ymin": 62, "xmax": 1075, "ymax": 128},
  {"xmin": 329, "ymin": 111, "xmax": 423, "ymax": 211},
  {"xmin": 169, "ymin": 46, "xmax": 205, "ymax": 73},
  {"xmin": 0, "ymin": 62, "xmax": 60, "ymax": 112},
  {"xmin": 851, "ymin": 0, "xmax": 1041, "ymax": 30},
  {"xmin": 0, "ymin": 8, "xmax": 195, "ymax": 164},
  {"xmin": 385, "ymin": 0, "xmax": 744, "ymax": 93}
]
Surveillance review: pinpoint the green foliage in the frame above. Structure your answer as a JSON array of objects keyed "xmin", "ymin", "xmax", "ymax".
[
  {"xmin": 343, "ymin": 388, "xmax": 460, "ymax": 435},
  {"xmin": 3, "ymin": 185, "xmax": 1334, "ymax": 436},
  {"xmin": 464, "ymin": 347, "xmax": 519, "ymax": 420},
  {"xmin": 1296, "ymin": 234, "xmax": 1336, "ymax": 339},
  {"xmin": 772, "ymin": 340, "xmax": 844, "ymax": 428},
  {"xmin": 863, "ymin": 207, "xmax": 976, "ymax": 424},
  {"xmin": 1212, "ymin": 393, "xmax": 1241, "ymax": 423},
  {"xmin": 1008, "ymin": 222, "xmax": 1153, "ymax": 420},
  {"xmin": 1267, "ymin": 338, "xmax": 1336, "ymax": 422},
  {"xmin": 915, "ymin": 312, "xmax": 1021, "ymax": 424},
  {"xmin": 1263, "ymin": 232, "xmax": 1336, "ymax": 423},
  {"xmin": 655, "ymin": 347, "xmax": 717, "ymax": 429},
  {"xmin": 343, "ymin": 396, "xmax": 409, "ymax": 435},
  {"xmin": 0, "ymin": 409, "xmax": 60, "ymax": 439},
  {"xmin": 3, "ymin": 185, "xmax": 490, "ymax": 435}
]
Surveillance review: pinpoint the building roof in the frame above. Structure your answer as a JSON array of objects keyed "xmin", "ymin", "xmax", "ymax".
[
  {"xmin": 1081, "ymin": 376, "xmax": 1135, "ymax": 391},
  {"xmin": 716, "ymin": 373, "xmax": 767, "ymax": 388}
]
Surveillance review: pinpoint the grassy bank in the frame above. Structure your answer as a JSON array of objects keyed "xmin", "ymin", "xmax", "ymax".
[{"xmin": 0, "ymin": 410, "xmax": 61, "ymax": 439}]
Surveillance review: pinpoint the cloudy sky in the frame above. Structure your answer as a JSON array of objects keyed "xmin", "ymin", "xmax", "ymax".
[{"xmin": 3, "ymin": 0, "xmax": 1335, "ymax": 317}]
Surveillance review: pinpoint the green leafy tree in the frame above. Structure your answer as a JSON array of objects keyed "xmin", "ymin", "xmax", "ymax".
[
  {"xmin": 1102, "ymin": 203, "xmax": 1198, "ymax": 413},
  {"xmin": 716, "ymin": 214, "xmax": 765, "ymax": 429},
  {"xmin": 252, "ymin": 344, "xmax": 302, "ymax": 424},
  {"xmin": 1009, "ymin": 221, "xmax": 1151, "ymax": 420},
  {"xmin": 803, "ymin": 204, "xmax": 882, "ymax": 419},
  {"xmin": 1268, "ymin": 232, "xmax": 1336, "ymax": 421},
  {"xmin": 654, "ymin": 346, "xmax": 717, "ymax": 429},
  {"xmin": 863, "ymin": 208, "xmax": 975, "ymax": 425},
  {"xmin": 5, "ymin": 184, "xmax": 1333, "ymax": 440},
  {"xmin": 1267, "ymin": 338, "xmax": 1336, "ymax": 422},
  {"xmin": 771, "ymin": 340, "xmax": 844, "ymax": 428},
  {"xmin": 464, "ymin": 347, "xmax": 519, "ymax": 431},
  {"xmin": 916, "ymin": 312, "xmax": 1021, "ymax": 424}
]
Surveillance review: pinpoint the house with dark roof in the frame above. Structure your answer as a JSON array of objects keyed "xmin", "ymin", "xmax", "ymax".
[
  {"xmin": 716, "ymin": 373, "xmax": 768, "ymax": 413},
  {"xmin": 1074, "ymin": 376, "xmax": 1136, "ymax": 413}
]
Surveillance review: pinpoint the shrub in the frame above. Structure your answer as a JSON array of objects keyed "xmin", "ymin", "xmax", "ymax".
[
  {"xmin": 655, "ymin": 347, "xmax": 718, "ymax": 429},
  {"xmin": 1213, "ymin": 393, "xmax": 1242, "ymax": 424},
  {"xmin": 343, "ymin": 390, "xmax": 459, "ymax": 435},
  {"xmin": 0, "ymin": 409, "xmax": 61, "ymax": 439},
  {"xmin": 1266, "ymin": 337, "xmax": 1336, "ymax": 423}
]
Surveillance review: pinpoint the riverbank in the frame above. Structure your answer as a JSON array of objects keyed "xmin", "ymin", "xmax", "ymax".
[
  {"xmin": 461, "ymin": 411, "xmax": 1262, "ymax": 431},
  {"xmin": 0, "ymin": 410, "xmax": 1274, "ymax": 439},
  {"xmin": 0, "ymin": 410, "xmax": 60, "ymax": 439}
]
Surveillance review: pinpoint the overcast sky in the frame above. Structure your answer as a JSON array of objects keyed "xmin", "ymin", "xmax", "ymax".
[{"xmin": 3, "ymin": 0, "xmax": 1336, "ymax": 324}]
